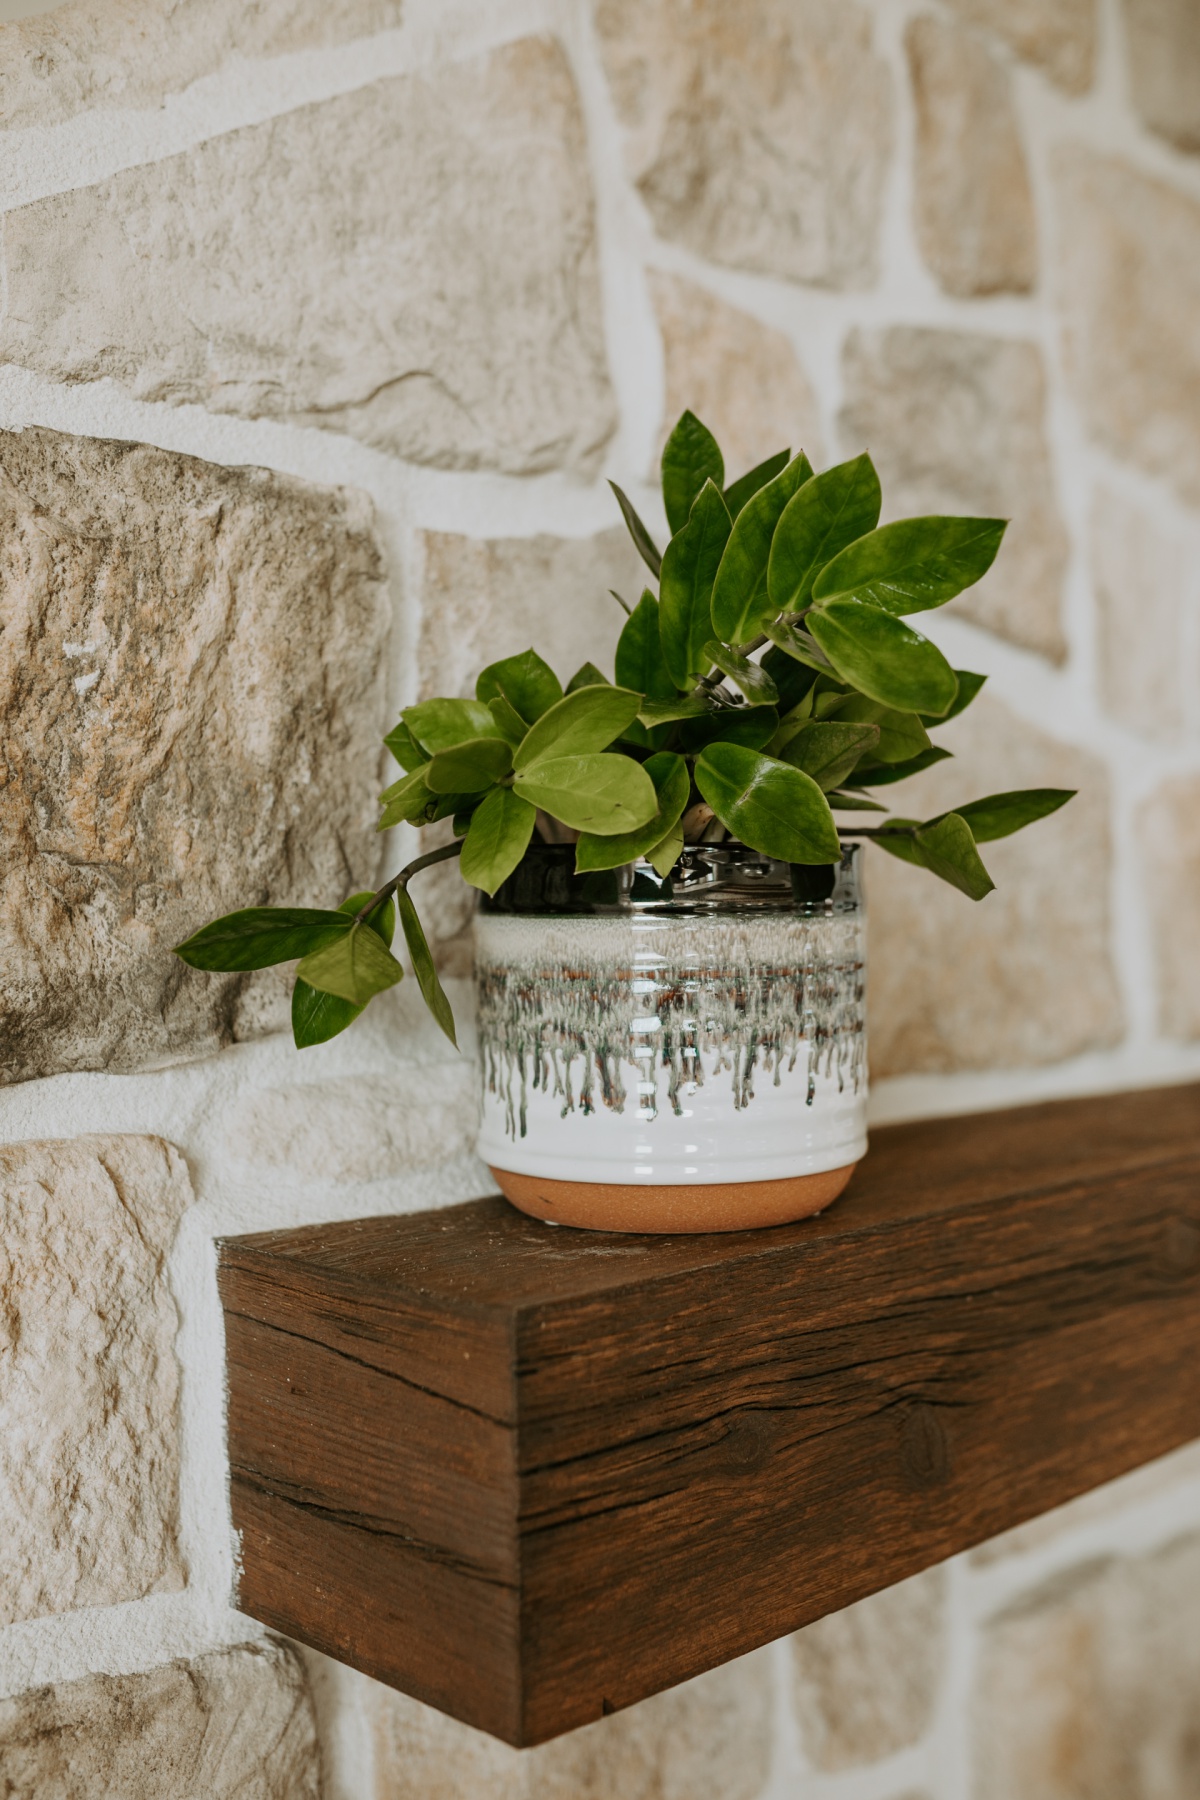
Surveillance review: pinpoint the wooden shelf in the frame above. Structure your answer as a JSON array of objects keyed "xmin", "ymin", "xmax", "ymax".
[{"xmin": 219, "ymin": 1081, "xmax": 1200, "ymax": 1746}]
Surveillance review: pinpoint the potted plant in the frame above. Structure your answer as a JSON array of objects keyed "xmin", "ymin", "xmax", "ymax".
[{"xmin": 176, "ymin": 414, "xmax": 1072, "ymax": 1233}]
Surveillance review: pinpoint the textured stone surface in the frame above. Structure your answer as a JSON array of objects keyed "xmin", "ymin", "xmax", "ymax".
[
  {"xmin": 0, "ymin": 1135, "xmax": 190, "ymax": 1624},
  {"xmin": 0, "ymin": 426, "xmax": 387, "ymax": 1083},
  {"xmin": 0, "ymin": 39, "xmax": 615, "ymax": 477},
  {"xmin": 595, "ymin": 0, "xmax": 893, "ymax": 288},
  {"xmin": 0, "ymin": 1642, "xmax": 320, "ymax": 1799},
  {"xmin": 650, "ymin": 271, "xmax": 826, "ymax": 478},
  {"xmin": 1123, "ymin": 0, "xmax": 1200, "ymax": 152},
  {"xmin": 791, "ymin": 1569, "xmax": 946, "ymax": 1771},
  {"xmin": 840, "ymin": 329, "xmax": 1068, "ymax": 661},
  {"xmin": 975, "ymin": 1536, "xmax": 1200, "ymax": 1799},
  {"xmin": 373, "ymin": 1653, "xmax": 772, "ymax": 1798},
  {"xmin": 868, "ymin": 696, "xmax": 1123, "ymax": 1076},
  {"xmin": 974, "ymin": 1441, "xmax": 1200, "ymax": 1563},
  {"xmin": 1139, "ymin": 775, "xmax": 1200, "ymax": 1040},
  {"xmin": 228, "ymin": 1065, "xmax": 480, "ymax": 1180},
  {"xmin": 1055, "ymin": 149, "xmax": 1200, "ymax": 509},
  {"xmin": 1092, "ymin": 488, "xmax": 1191, "ymax": 744},
  {"xmin": 0, "ymin": 0, "xmax": 402, "ymax": 130},
  {"xmin": 942, "ymin": 0, "xmax": 1096, "ymax": 93},
  {"xmin": 906, "ymin": 15, "xmax": 1037, "ymax": 297}
]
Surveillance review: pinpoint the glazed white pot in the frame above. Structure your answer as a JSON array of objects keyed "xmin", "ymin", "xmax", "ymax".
[{"xmin": 474, "ymin": 844, "xmax": 867, "ymax": 1233}]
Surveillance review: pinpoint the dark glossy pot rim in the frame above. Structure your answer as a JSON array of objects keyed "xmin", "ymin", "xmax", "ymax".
[{"xmin": 480, "ymin": 841, "xmax": 861, "ymax": 918}]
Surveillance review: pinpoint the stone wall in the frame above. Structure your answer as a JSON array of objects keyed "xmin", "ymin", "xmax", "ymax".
[{"xmin": 2, "ymin": 0, "xmax": 1200, "ymax": 1795}]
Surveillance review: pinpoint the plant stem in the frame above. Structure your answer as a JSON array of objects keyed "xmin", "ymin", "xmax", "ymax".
[
  {"xmin": 835, "ymin": 826, "xmax": 914, "ymax": 839},
  {"xmin": 353, "ymin": 838, "xmax": 465, "ymax": 924}
]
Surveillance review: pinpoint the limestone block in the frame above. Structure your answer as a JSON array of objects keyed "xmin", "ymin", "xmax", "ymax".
[
  {"xmin": 1122, "ymin": 0, "xmax": 1200, "ymax": 153},
  {"xmin": 0, "ymin": 0, "xmax": 403, "ymax": 131},
  {"xmin": 867, "ymin": 696, "xmax": 1123, "ymax": 1076},
  {"xmin": 649, "ymin": 272, "xmax": 826, "ymax": 478},
  {"xmin": 975, "ymin": 1536, "xmax": 1200, "ymax": 1798},
  {"xmin": 0, "ymin": 40, "xmax": 615, "ymax": 477},
  {"xmin": 1055, "ymin": 149, "xmax": 1200, "ymax": 509},
  {"xmin": 373, "ymin": 1653, "xmax": 772, "ymax": 1798},
  {"xmin": 228, "ymin": 1065, "xmax": 480, "ymax": 1180},
  {"xmin": 1091, "ymin": 488, "xmax": 1191, "ymax": 744},
  {"xmin": 1139, "ymin": 774, "xmax": 1200, "ymax": 1040},
  {"xmin": 791, "ymin": 1569, "xmax": 945, "ymax": 1770},
  {"xmin": 840, "ymin": 329, "xmax": 1068, "ymax": 662},
  {"xmin": 941, "ymin": 0, "xmax": 1096, "ymax": 93},
  {"xmin": 906, "ymin": 16, "xmax": 1037, "ymax": 297},
  {"xmin": 0, "ymin": 426, "xmax": 388, "ymax": 1082},
  {"xmin": 0, "ymin": 1642, "xmax": 320, "ymax": 1799},
  {"xmin": 0, "ymin": 1135, "xmax": 190, "ymax": 1624},
  {"xmin": 594, "ymin": 0, "xmax": 892, "ymax": 288}
]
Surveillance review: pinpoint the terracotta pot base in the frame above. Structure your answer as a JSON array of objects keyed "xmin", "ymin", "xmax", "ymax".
[{"xmin": 490, "ymin": 1163, "xmax": 858, "ymax": 1234}]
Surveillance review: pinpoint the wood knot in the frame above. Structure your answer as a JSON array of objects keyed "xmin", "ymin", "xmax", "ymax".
[
  {"xmin": 900, "ymin": 1402, "xmax": 951, "ymax": 1490},
  {"xmin": 1154, "ymin": 1216, "xmax": 1200, "ymax": 1281},
  {"xmin": 718, "ymin": 1414, "xmax": 774, "ymax": 1475}
]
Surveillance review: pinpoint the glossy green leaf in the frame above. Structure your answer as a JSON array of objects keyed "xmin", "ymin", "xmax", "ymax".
[
  {"xmin": 710, "ymin": 453, "xmax": 813, "ymax": 645},
  {"xmin": 807, "ymin": 600, "xmax": 960, "ymax": 716},
  {"xmin": 424, "ymin": 736, "xmax": 513, "ymax": 794},
  {"xmin": 396, "ymin": 887, "xmax": 457, "ymax": 1046},
  {"xmin": 513, "ymin": 684, "xmax": 643, "ymax": 771},
  {"xmin": 566, "ymin": 661, "xmax": 611, "ymax": 694},
  {"xmin": 812, "ymin": 516, "xmax": 1007, "ymax": 615},
  {"xmin": 637, "ymin": 695, "xmax": 713, "ymax": 728},
  {"xmin": 377, "ymin": 767, "xmax": 437, "ymax": 831},
  {"xmin": 695, "ymin": 744, "xmax": 841, "ymax": 865},
  {"xmin": 779, "ymin": 721, "xmax": 880, "ymax": 792},
  {"xmin": 292, "ymin": 893, "xmax": 395, "ymax": 1048},
  {"xmin": 701, "ymin": 641, "xmax": 779, "ymax": 705},
  {"xmin": 404, "ymin": 697, "xmax": 503, "ymax": 753},
  {"xmin": 828, "ymin": 793, "xmax": 888, "ymax": 812},
  {"xmin": 383, "ymin": 720, "xmax": 429, "ymax": 771},
  {"xmin": 175, "ymin": 907, "xmax": 350, "ymax": 972},
  {"xmin": 662, "ymin": 410, "xmax": 724, "ymax": 536},
  {"xmin": 609, "ymin": 480, "xmax": 663, "ymax": 579},
  {"xmin": 874, "ymin": 813, "xmax": 995, "ymax": 901},
  {"xmin": 822, "ymin": 695, "xmax": 930, "ymax": 763},
  {"xmin": 475, "ymin": 648, "xmax": 562, "ymax": 724},
  {"xmin": 767, "ymin": 452, "xmax": 882, "ymax": 613},
  {"xmin": 934, "ymin": 787, "xmax": 1075, "ymax": 843},
  {"xmin": 919, "ymin": 669, "xmax": 986, "ymax": 728},
  {"xmin": 575, "ymin": 752, "xmax": 690, "ymax": 871},
  {"xmin": 761, "ymin": 644, "xmax": 818, "ymax": 715},
  {"xmin": 459, "ymin": 786, "xmax": 537, "ymax": 896},
  {"xmin": 296, "ymin": 919, "xmax": 406, "ymax": 1005},
  {"xmin": 647, "ymin": 821, "xmax": 685, "ymax": 878},
  {"xmin": 724, "ymin": 449, "xmax": 791, "ymax": 519},
  {"xmin": 659, "ymin": 479, "xmax": 732, "ymax": 688},
  {"xmin": 763, "ymin": 617, "xmax": 836, "ymax": 675},
  {"xmin": 851, "ymin": 746, "xmax": 952, "ymax": 786},
  {"xmin": 616, "ymin": 591, "xmax": 677, "ymax": 702},
  {"xmin": 487, "ymin": 694, "xmax": 530, "ymax": 747},
  {"xmin": 678, "ymin": 705, "xmax": 778, "ymax": 754},
  {"xmin": 513, "ymin": 753, "xmax": 658, "ymax": 836}
]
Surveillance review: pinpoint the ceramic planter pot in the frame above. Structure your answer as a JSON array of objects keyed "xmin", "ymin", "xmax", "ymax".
[{"xmin": 474, "ymin": 842, "xmax": 867, "ymax": 1234}]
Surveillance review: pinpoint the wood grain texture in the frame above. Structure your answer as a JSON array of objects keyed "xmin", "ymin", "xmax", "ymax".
[{"xmin": 219, "ymin": 1081, "xmax": 1200, "ymax": 1745}]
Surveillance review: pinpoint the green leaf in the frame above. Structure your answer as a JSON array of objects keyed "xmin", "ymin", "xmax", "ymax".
[
  {"xmin": 812, "ymin": 516, "xmax": 1007, "ymax": 615},
  {"xmin": 761, "ymin": 644, "xmax": 818, "ymax": 715},
  {"xmin": 659, "ymin": 479, "xmax": 732, "ymax": 688},
  {"xmin": 637, "ymin": 695, "xmax": 713, "ymax": 728},
  {"xmin": 919, "ymin": 669, "xmax": 987, "ymax": 728},
  {"xmin": 292, "ymin": 892, "xmax": 396, "ymax": 1048},
  {"xmin": 513, "ymin": 753, "xmax": 658, "ymax": 836},
  {"xmin": 779, "ymin": 722, "xmax": 880, "ymax": 792},
  {"xmin": 851, "ymin": 746, "xmax": 953, "ymax": 786},
  {"xmin": 383, "ymin": 720, "xmax": 429, "ymax": 771},
  {"xmin": 378, "ymin": 767, "xmax": 437, "ymax": 831},
  {"xmin": 678, "ymin": 705, "xmax": 778, "ymax": 754},
  {"xmin": 823, "ymin": 695, "xmax": 931, "ymax": 762},
  {"xmin": 513, "ymin": 684, "xmax": 643, "ymax": 771},
  {"xmin": 701, "ymin": 641, "xmax": 779, "ymax": 705},
  {"xmin": 807, "ymin": 600, "xmax": 960, "ymax": 716},
  {"xmin": 175, "ymin": 907, "xmax": 350, "ymax": 972},
  {"xmin": 710, "ymin": 452, "xmax": 813, "ymax": 644},
  {"xmin": 566, "ymin": 661, "xmax": 611, "ymax": 693},
  {"xmin": 875, "ymin": 814, "xmax": 995, "ymax": 901},
  {"xmin": 575, "ymin": 752, "xmax": 690, "ymax": 872},
  {"xmin": 487, "ymin": 693, "xmax": 530, "ymax": 747},
  {"xmin": 404, "ymin": 697, "xmax": 503, "ymax": 753},
  {"xmin": 828, "ymin": 793, "xmax": 888, "ymax": 812},
  {"xmin": 767, "ymin": 452, "xmax": 883, "ymax": 613},
  {"xmin": 296, "ymin": 920, "xmax": 406, "ymax": 1005},
  {"xmin": 763, "ymin": 616, "xmax": 836, "ymax": 674},
  {"xmin": 616, "ymin": 591, "xmax": 677, "ymax": 701},
  {"xmin": 424, "ymin": 736, "xmax": 513, "ymax": 794},
  {"xmin": 475, "ymin": 648, "xmax": 562, "ymax": 724},
  {"xmin": 648, "ymin": 827, "xmax": 684, "ymax": 878},
  {"xmin": 609, "ymin": 480, "xmax": 663, "ymax": 579},
  {"xmin": 724, "ymin": 449, "xmax": 791, "ymax": 519},
  {"xmin": 934, "ymin": 787, "xmax": 1075, "ymax": 843},
  {"xmin": 396, "ymin": 888, "xmax": 457, "ymax": 1046},
  {"xmin": 695, "ymin": 744, "xmax": 841, "ymax": 865},
  {"xmin": 459, "ymin": 787, "xmax": 537, "ymax": 896},
  {"xmin": 662, "ymin": 410, "xmax": 724, "ymax": 536}
]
